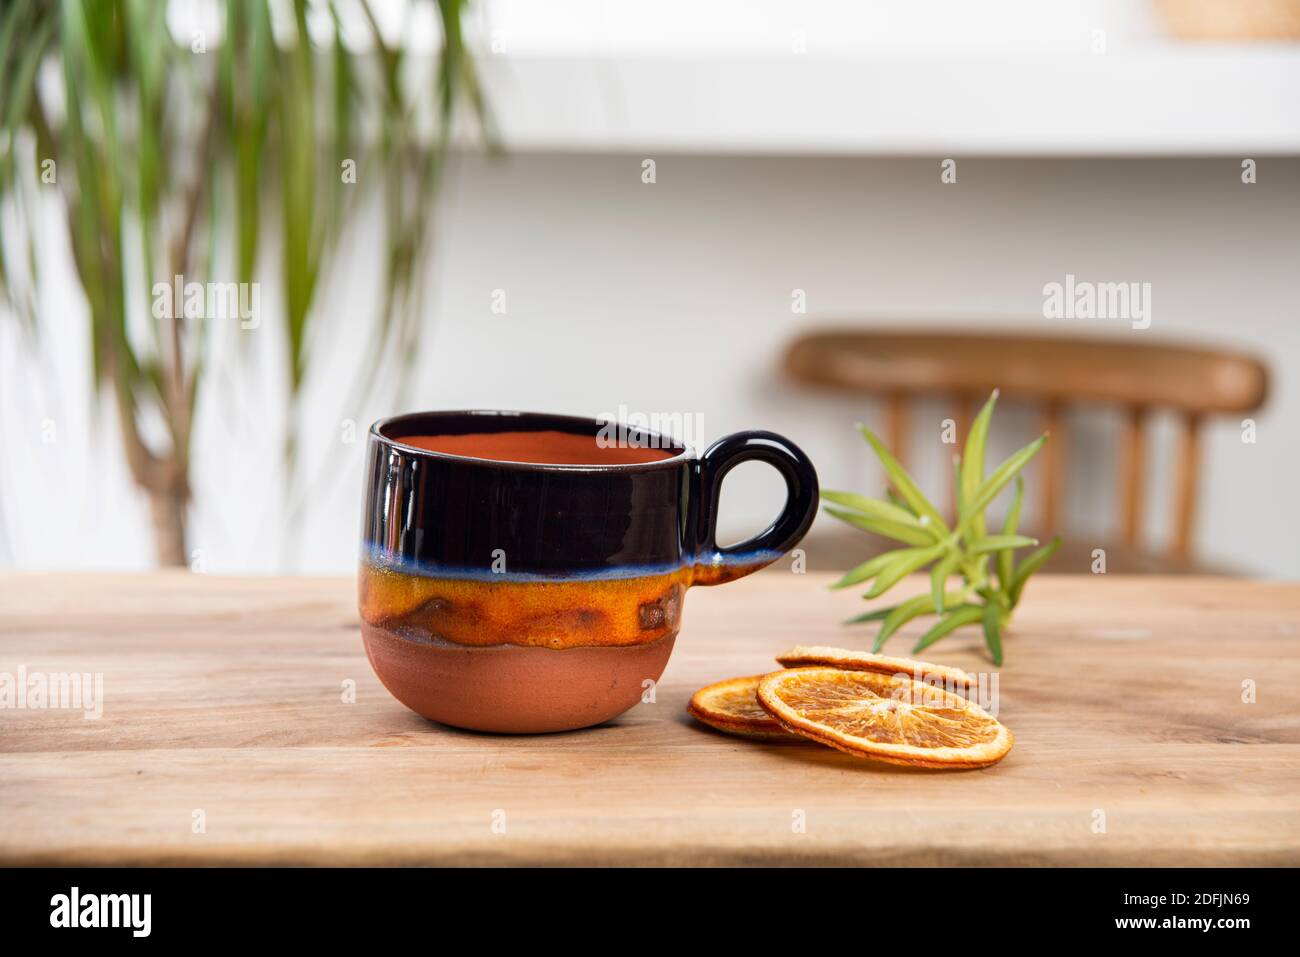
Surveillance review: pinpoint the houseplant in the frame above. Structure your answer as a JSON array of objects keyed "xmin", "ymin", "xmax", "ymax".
[
  {"xmin": 0, "ymin": 0, "xmax": 489, "ymax": 564},
  {"xmin": 824, "ymin": 391, "xmax": 1062, "ymax": 664}
]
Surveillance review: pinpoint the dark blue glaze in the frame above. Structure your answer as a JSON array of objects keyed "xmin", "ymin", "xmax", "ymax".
[{"xmin": 361, "ymin": 410, "xmax": 818, "ymax": 583}]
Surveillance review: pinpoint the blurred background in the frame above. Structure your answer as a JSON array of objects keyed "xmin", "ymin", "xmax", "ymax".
[{"xmin": 1, "ymin": 0, "xmax": 1297, "ymax": 577}]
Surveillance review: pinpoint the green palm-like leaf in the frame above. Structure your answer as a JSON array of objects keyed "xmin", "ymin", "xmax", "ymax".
[
  {"xmin": 997, "ymin": 476, "xmax": 1025, "ymax": 590},
  {"xmin": 884, "ymin": 487, "xmax": 910, "ymax": 511},
  {"xmin": 982, "ymin": 602, "xmax": 1004, "ymax": 665},
  {"xmin": 822, "ymin": 490, "xmax": 931, "ymax": 529},
  {"xmin": 929, "ymin": 551, "xmax": 961, "ymax": 612},
  {"xmin": 872, "ymin": 590, "xmax": 965, "ymax": 651},
  {"xmin": 1009, "ymin": 536, "xmax": 1063, "ymax": 606},
  {"xmin": 874, "ymin": 593, "xmax": 937, "ymax": 652},
  {"xmin": 960, "ymin": 390, "xmax": 998, "ymax": 537},
  {"xmin": 968, "ymin": 534, "xmax": 1038, "ymax": 555},
  {"xmin": 823, "ymin": 506, "xmax": 938, "ymax": 548},
  {"xmin": 912, "ymin": 605, "xmax": 984, "ymax": 654},
  {"xmin": 830, "ymin": 547, "xmax": 912, "ymax": 590},
  {"xmin": 864, "ymin": 543, "xmax": 947, "ymax": 599},
  {"xmin": 858, "ymin": 424, "xmax": 949, "ymax": 534},
  {"xmin": 844, "ymin": 605, "xmax": 896, "ymax": 625},
  {"xmin": 959, "ymin": 435, "xmax": 1047, "ymax": 534},
  {"xmin": 823, "ymin": 490, "xmax": 941, "ymax": 548}
]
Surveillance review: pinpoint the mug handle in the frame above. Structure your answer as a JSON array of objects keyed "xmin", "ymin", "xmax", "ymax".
[{"xmin": 692, "ymin": 431, "xmax": 819, "ymax": 586}]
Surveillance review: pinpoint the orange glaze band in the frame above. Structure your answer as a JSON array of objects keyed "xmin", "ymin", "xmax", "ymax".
[
  {"xmin": 359, "ymin": 562, "xmax": 694, "ymax": 650},
  {"xmin": 689, "ymin": 556, "xmax": 772, "ymax": 586}
]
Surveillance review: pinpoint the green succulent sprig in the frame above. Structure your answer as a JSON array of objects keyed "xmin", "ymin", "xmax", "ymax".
[{"xmin": 824, "ymin": 390, "xmax": 1061, "ymax": 665}]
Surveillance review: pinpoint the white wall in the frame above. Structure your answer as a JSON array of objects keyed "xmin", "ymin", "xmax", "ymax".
[{"xmin": 3, "ymin": 153, "xmax": 1297, "ymax": 576}]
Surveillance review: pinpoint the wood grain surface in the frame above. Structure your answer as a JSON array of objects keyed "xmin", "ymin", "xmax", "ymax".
[{"xmin": 1, "ymin": 571, "xmax": 1297, "ymax": 866}]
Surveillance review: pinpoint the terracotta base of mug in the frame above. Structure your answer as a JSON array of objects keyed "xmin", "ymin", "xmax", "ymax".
[{"xmin": 362, "ymin": 623, "xmax": 676, "ymax": 733}]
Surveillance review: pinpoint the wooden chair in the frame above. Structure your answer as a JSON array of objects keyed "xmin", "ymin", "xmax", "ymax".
[{"xmin": 784, "ymin": 329, "xmax": 1269, "ymax": 574}]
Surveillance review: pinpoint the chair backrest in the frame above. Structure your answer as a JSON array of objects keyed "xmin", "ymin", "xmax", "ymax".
[{"xmin": 783, "ymin": 329, "xmax": 1269, "ymax": 559}]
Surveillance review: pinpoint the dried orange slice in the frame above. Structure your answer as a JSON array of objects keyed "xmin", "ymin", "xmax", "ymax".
[
  {"xmin": 688, "ymin": 675, "xmax": 795, "ymax": 740},
  {"xmin": 756, "ymin": 667, "xmax": 1012, "ymax": 768},
  {"xmin": 776, "ymin": 645, "xmax": 976, "ymax": 693}
]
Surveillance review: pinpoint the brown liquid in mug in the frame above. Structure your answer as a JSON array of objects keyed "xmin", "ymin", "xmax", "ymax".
[{"xmin": 400, "ymin": 430, "xmax": 676, "ymax": 465}]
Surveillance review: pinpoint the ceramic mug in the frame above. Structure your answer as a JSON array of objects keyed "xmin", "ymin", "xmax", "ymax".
[{"xmin": 359, "ymin": 410, "xmax": 818, "ymax": 733}]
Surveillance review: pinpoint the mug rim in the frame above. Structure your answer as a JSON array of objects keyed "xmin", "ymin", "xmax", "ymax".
[{"xmin": 370, "ymin": 409, "xmax": 696, "ymax": 473}]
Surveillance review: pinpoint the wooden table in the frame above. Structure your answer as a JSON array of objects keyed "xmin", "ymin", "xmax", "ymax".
[{"xmin": 2, "ymin": 572, "xmax": 1297, "ymax": 866}]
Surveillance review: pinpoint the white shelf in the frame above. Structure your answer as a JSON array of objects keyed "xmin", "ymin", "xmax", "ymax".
[{"xmin": 474, "ymin": 46, "xmax": 1300, "ymax": 156}]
